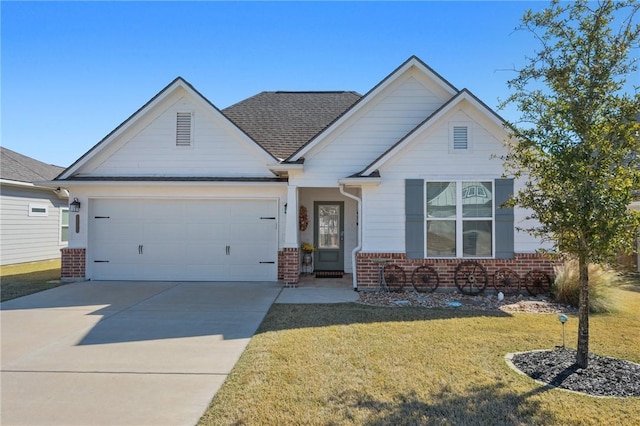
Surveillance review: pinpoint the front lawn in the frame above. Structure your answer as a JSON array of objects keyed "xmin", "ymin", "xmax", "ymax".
[
  {"xmin": 0, "ymin": 259, "xmax": 65, "ymax": 302},
  {"xmin": 200, "ymin": 286, "xmax": 640, "ymax": 425}
]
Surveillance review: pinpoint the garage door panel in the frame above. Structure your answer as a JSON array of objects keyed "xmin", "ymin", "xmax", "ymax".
[
  {"xmin": 92, "ymin": 222, "xmax": 142, "ymax": 243},
  {"xmin": 92, "ymin": 199, "xmax": 142, "ymax": 219},
  {"xmin": 186, "ymin": 223, "xmax": 227, "ymax": 240},
  {"xmin": 92, "ymin": 242, "xmax": 141, "ymax": 262},
  {"xmin": 92, "ymin": 262, "xmax": 146, "ymax": 281},
  {"xmin": 143, "ymin": 224, "xmax": 184, "ymax": 243},
  {"xmin": 185, "ymin": 244, "xmax": 228, "ymax": 264},
  {"xmin": 90, "ymin": 199, "xmax": 278, "ymax": 281},
  {"xmin": 186, "ymin": 202, "xmax": 228, "ymax": 221}
]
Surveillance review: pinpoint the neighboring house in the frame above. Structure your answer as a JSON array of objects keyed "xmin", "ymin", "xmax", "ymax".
[
  {"xmin": 50, "ymin": 56, "xmax": 552, "ymax": 287},
  {"xmin": 0, "ymin": 147, "xmax": 68, "ymax": 266}
]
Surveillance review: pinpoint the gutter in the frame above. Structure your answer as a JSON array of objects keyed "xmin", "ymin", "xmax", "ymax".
[{"xmin": 339, "ymin": 184, "xmax": 361, "ymax": 291}]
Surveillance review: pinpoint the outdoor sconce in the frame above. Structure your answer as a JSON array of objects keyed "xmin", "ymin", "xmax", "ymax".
[{"xmin": 70, "ymin": 197, "xmax": 81, "ymax": 212}]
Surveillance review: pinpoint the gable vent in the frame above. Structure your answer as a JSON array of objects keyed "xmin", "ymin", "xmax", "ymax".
[
  {"xmin": 176, "ymin": 112, "xmax": 193, "ymax": 147},
  {"xmin": 452, "ymin": 126, "xmax": 468, "ymax": 150}
]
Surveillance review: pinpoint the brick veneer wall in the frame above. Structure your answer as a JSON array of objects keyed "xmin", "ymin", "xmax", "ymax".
[
  {"xmin": 277, "ymin": 250, "xmax": 285, "ymax": 280},
  {"xmin": 356, "ymin": 252, "xmax": 555, "ymax": 290},
  {"xmin": 281, "ymin": 248, "xmax": 300, "ymax": 285},
  {"xmin": 61, "ymin": 248, "xmax": 86, "ymax": 280}
]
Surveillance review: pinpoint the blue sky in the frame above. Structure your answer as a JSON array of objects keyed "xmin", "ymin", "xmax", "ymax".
[{"xmin": 2, "ymin": 1, "xmax": 548, "ymax": 167}]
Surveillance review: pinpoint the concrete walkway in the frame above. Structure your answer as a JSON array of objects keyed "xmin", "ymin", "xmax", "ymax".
[{"xmin": 0, "ymin": 280, "xmax": 357, "ymax": 426}]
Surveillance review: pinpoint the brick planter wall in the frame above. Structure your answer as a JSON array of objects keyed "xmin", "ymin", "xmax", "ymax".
[
  {"xmin": 281, "ymin": 248, "xmax": 300, "ymax": 286},
  {"xmin": 61, "ymin": 248, "xmax": 86, "ymax": 280},
  {"xmin": 356, "ymin": 252, "xmax": 555, "ymax": 290}
]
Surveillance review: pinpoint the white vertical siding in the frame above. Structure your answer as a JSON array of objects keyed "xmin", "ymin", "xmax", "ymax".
[{"xmin": 0, "ymin": 185, "xmax": 67, "ymax": 266}]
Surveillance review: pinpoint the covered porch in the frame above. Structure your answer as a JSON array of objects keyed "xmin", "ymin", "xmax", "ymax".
[{"xmin": 280, "ymin": 186, "xmax": 360, "ymax": 288}]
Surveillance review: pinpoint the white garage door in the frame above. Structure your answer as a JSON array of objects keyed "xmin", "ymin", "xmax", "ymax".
[{"xmin": 89, "ymin": 199, "xmax": 278, "ymax": 281}]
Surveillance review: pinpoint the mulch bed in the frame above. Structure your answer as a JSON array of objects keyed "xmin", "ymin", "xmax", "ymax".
[
  {"xmin": 358, "ymin": 290, "xmax": 640, "ymax": 398},
  {"xmin": 357, "ymin": 290, "xmax": 578, "ymax": 314},
  {"xmin": 509, "ymin": 349, "xmax": 640, "ymax": 398}
]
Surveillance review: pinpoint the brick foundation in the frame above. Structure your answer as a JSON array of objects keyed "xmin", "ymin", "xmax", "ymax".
[
  {"xmin": 61, "ymin": 248, "xmax": 86, "ymax": 281},
  {"xmin": 356, "ymin": 252, "xmax": 555, "ymax": 290},
  {"xmin": 281, "ymin": 248, "xmax": 300, "ymax": 286}
]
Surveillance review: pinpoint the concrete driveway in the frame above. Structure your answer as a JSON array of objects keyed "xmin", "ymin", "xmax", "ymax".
[{"xmin": 1, "ymin": 281, "xmax": 282, "ymax": 426}]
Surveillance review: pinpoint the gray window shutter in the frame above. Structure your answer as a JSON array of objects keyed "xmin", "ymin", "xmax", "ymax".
[
  {"xmin": 405, "ymin": 179, "xmax": 425, "ymax": 259},
  {"xmin": 495, "ymin": 178, "xmax": 514, "ymax": 259}
]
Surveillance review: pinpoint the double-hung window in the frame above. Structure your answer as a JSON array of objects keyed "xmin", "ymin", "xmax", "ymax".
[{"xmin": 426, "ymin": 181, "xmax": 493, "ymax": 257}]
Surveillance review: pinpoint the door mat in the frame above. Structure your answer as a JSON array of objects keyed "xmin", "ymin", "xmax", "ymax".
[{"xmin": 315, "ymin": 271, "xmax": 344, "ymax": 278}]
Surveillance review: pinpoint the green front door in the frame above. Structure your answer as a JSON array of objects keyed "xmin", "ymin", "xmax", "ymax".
[{"xmin": 314, "ymin": 202, "xmax": 344, "ymax": 271}]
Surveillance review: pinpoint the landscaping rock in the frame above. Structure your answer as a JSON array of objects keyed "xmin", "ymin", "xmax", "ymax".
[{"xmin": 510, "ymin": 349, "xmax": 640, "ymax": 397}]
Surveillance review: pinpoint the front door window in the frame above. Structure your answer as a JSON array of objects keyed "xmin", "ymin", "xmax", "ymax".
[{"xmin": 318, "ymin": 205, "xmax": 340, "ymax": 249}]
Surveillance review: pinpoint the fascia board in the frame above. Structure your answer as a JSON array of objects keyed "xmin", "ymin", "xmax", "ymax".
[
  {"xmin": 337, "ymin": 177, "xmax": 382, "ymax": 186},
  {"xmin": 44, "ymin": 180, "xmax": 287, "ymax": 188}
]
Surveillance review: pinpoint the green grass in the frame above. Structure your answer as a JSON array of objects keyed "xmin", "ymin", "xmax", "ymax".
[
  {"xmin": 200, "ymin": 286, "xmax": 640, "ymax": 425},
  {"xmin": 0, "ymin": 259, "xmax": 66, "ymax": 302}
]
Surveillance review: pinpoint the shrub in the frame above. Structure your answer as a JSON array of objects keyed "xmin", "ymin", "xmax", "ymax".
[{"xmin": 552, "ymin": 260, "xmax": 617, "ymax": 313}]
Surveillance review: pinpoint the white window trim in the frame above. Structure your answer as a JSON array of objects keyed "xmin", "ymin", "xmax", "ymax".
[
  {"xmin": 424, "ymin": 180, "xmax": 494, "ymax": 258},
  {"xmin": 28, "ymin": 203, "xmax": 48, "ymax": 217},
  {"xmin": 60, "ymin": 207, "xmax": 69, "ymax": 244},
  {"xmin": 175, "ymin": 111, "xmax": 194, "ymax": 148},
  {"xmin": 448, "ymin": 121, "xmax": 473, "ymax": 153}
]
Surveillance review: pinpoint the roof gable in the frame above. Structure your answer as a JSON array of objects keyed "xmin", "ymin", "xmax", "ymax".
[
  {"xmin": 57, "ymin": 78, "xmax": 276, "ymax": 180},
  {"xmin": 358, "ymin": 89, "xmax": 507, "ymax": 176},
  {"xmin": 0, "ymin": 147, "xmax": 65, "ymax": 183},
  {"xmin": 287, "ymin": 56, "xmax": 459, "ymax": 162},
  {"xmin": 223, "ymin": 91, "xmax": 361, "ymax": 160}
]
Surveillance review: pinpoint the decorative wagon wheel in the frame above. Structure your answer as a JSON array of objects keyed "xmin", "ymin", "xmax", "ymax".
[
  {"xmin": 411, "ymin": 265, "xmax": 440, "ymax": 293},
  {"xmin": 524, "ymin": 270, "xmax": 551, "ymax": 296},
  {"xmin": 383, "ymin": 264, "xmax": 406, "ymax": 292},
  {"xmin": 454, "ymin": 260, "xmax": 488, "ymax": 295},
  {"xmin": 493, "ymin": 268, "xmax": 520, "ymax": 293}
]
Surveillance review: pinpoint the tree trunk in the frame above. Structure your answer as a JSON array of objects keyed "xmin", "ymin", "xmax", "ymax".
[{"xmin": 576, "ymin": 255, "xmax": 590, "ymax": 368}]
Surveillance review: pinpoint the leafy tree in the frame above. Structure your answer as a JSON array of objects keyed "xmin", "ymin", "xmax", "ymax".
[{"xmin": 502, "ymin": 0, "xmax": 640, "ymax": 368}]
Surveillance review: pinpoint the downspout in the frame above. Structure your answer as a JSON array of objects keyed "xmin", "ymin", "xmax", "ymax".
[{"xmin": 339, "ymin": 184, "xmax": 361, "ymax": 291}]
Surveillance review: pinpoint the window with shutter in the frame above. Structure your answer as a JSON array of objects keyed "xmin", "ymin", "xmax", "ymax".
[{"xmin": 176, "ymin": 112, "xmax": 193, "ymax": 147}]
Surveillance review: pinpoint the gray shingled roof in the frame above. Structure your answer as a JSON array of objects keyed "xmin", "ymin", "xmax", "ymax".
[
  {"xmin": 222, "ymin": 91, "xmax": 361, "ymax": 159},
  {"xmin": 1, "ymin": 146, "xmax": 65, "ymax": 183}
]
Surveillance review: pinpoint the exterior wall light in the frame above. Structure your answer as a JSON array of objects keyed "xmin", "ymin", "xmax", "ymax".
[
  {"xmin": 558, "ymin": 314, "xmax": 568, "ymax": 349},
  {"xmin": 70, "ymin": 197, "xmax": 81, "ymax": 212}
]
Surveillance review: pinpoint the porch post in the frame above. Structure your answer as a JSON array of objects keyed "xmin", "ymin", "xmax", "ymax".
[
  {"xmin": 284, "ymin": 184, "xmax": 299, "ymax": 248},
  {"xmin": 283, "ymin": 184, "xmax": 300, "ymax": 285}
]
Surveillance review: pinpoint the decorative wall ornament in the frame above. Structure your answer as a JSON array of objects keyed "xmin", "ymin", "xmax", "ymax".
[{"xmin": 299, "ymin": 205, "xmax": 309, "ymax": 231}]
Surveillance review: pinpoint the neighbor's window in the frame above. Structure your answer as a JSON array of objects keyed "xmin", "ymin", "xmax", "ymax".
[
  {"xmin": 28, "ymin": 203, "xmax": 48, "ymax": 217},
  {"xmin": 60, "ymin": 208, "xmax": 69, "ymax": 243},
  {"xmin": 426, "ymin": 181, "xmax": 493, "ymax": 257}
]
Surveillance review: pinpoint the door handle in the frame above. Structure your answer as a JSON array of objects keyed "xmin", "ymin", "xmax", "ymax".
[{"xmin": 138, "ymin": 245, "xmax": 141, "ymax": 254}]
